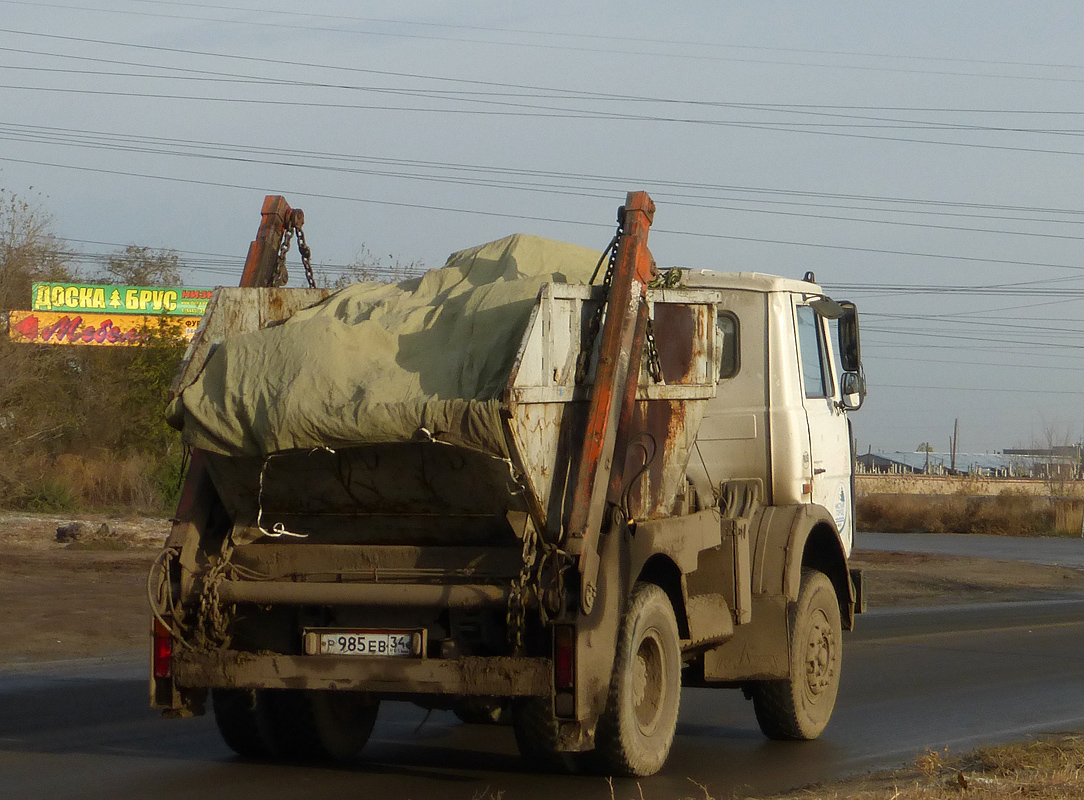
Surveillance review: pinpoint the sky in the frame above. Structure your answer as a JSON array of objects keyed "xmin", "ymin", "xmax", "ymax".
[{"xmin": 1, "ymin": 1, "xmax": 1083, "ymax": 456}]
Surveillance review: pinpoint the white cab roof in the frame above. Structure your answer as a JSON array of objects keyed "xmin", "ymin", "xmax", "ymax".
[{"xmin": 681, "ymin": 269, "xmax": 821, "ymax": 296}]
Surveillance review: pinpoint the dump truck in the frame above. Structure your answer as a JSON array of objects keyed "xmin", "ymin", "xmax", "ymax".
[{"xmin": 150, "ymin": 191, "xmax": 866, "ymax": 777}]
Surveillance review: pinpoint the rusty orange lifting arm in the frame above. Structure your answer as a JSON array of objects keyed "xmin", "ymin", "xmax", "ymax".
[
  {"xmin": 564, "ymin": 191, "xmax": 657, "ymax": 614},
  {"xmin": 238, "ymin": 195, "xmax": 304, "ymax": 288}
]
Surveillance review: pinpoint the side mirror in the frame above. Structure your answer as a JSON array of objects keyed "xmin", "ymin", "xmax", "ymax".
[
  {"xmin": 840, "ymin": 370, "xmax": 866, "ymax": 411},
  {"xmin": 837, "ymin": 302, "xmax": 861, "ymax": 373}
]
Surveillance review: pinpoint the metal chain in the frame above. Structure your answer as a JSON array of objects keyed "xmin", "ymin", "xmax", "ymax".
[
  {"xmin": 271, "ymin": 223, "xmax": 317, "ymax": 289},
  {"xmin": 506, "ymin": 517, "xmax": 539, "ymax": 655},
  {"xmin": 506, "ymin": 519, "xmax": 574, "ymax": 653},
  {"xmin": 575, "ymin": 225, "xmax": 623, "ymax": 385},
  {"xmin": 296, "ymin": 226, "xmax": 316, "ymax": 289},
  {"xmin": 534, "ymin": 542, "xmax": 571, "ymax": 625},
  {"xmin": 272, "ymin": 228, "xmax": 293, "ymax": 287},
  {"xmin": 644, "ymin": 317, "xmax": 663, "ymax": 383},
  {"xmin": 639, "ymin": 268, "xmax": 683, "ymax": 384},
  {"xmin": 194, "ymin": 538, "xmax": 235, "ymax": 648}
]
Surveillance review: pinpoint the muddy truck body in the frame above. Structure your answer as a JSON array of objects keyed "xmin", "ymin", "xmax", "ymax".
[{"xmin": 150, "ymin": 192, "xmax": 866, "ymax": 776}]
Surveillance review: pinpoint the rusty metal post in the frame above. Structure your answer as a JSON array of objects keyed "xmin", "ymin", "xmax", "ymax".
[
  {"xmin": 605, "ymin": 306, "xmax": 648, "ymax": 513},
  {"xmin": 239, "ymin": 195, "xmax": 297, "ymax": 287},
  {"xmin": 565, "ymin": 191, "xmax": 657, "ymax": 614}
]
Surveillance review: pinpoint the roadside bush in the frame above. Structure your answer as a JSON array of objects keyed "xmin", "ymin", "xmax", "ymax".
[
  {"xmin": 857, "ymin": 492, "xmax": 1056, "ymax": 536},
  {"xmin": 0, "ymin": 188, "xmax": 186, "ymax": 515}
]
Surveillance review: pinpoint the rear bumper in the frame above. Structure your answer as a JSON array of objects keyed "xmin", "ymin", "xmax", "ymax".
[{"xmin": 172, "ymin": 651, "xmax": 552, "ymax": 697}]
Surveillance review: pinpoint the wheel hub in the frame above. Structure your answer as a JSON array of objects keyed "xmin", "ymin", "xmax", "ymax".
[
  {"xmin": 804, "ymin": 610, "xmax": 836, "ymax": 701},
  {"xmin": 632, "ymin": 628, "xmax": 665, "ymax": 734}
]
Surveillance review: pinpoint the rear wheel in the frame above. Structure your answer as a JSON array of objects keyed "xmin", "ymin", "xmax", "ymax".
[
  {"xmin": 751, "ymin": 568, "xmax": 842, "ymax": 740},
  {"xmin": 512, "ymin": 697, "xmax": 580, "ymax": 773},
  {"xmin": 593, "ymin": 582, "xmax": 682, "ymax": 777},
  {"xmin": 266, "ymin": 690, "xmax": 379, "ymax": 762},
  {"xmin": 212, "ymin": 688, "xmax": 277, "ymax": 759}
]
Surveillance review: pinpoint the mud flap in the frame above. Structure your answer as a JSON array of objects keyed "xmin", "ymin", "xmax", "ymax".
[{"xmin": 701, "ymin": 594, "xmax": 790, "ymax": 682}]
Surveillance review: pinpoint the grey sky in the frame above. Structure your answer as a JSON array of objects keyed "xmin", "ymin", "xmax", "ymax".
[{"xmin": 1, "ymin": 1, "xmax": 1082, "ymax": 455}]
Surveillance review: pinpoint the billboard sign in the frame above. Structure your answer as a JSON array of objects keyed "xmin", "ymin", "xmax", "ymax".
[
  {"xmin": 8, "ymin": 310, "xmax": 202, "ymax": 347},
  {"xmin": 32, "ymin": 282, "xmax": 214, "ymax": 317}
]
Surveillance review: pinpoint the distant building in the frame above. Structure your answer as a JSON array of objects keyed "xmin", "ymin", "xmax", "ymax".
[{"xmin": 857, "ymin": 450, "xmax": 1081, "ymax": 479}]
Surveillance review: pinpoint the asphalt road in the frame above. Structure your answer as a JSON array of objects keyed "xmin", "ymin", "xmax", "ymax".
[
  {"xmin": 5, "ymin": 600, "xmax": 1084, "ymax": 800},
  {"xmin": 858, "ymin": 531, "xmax": 1084, "ymax": 569}
]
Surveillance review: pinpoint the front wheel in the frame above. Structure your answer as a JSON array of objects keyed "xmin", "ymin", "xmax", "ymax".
[
  {"xmin": 593, "ymin": 582, "xmax": 682, "ymax": 777},
  {"xmin": 751, "ymin": 568, "xmax": 842, "ymax": 740}
]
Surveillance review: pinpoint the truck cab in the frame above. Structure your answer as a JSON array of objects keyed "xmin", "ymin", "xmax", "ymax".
[{"xmin": 684, "ymin": 270, "xmax": 860, "ymax": 550}]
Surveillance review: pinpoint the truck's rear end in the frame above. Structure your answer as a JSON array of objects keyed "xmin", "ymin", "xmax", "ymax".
[{"xmin": 150, "ymin": 232, "xmax": 606, "ymax": 748}]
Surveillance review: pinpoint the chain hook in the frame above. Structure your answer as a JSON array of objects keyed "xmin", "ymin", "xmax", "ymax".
[{"xmin": 272, "ymin": 209, "xmax": 317, "ymax": 289}]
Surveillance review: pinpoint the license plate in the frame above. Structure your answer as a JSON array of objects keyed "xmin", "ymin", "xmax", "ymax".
[{"xmin": 304, "ymin": 629, "xmax": 423, "ymax": 657}]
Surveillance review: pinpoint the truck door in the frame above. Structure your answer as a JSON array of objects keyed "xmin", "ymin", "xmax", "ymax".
[{"xmin": 794, "ymin": 303, "xmax": 854, "ymax": 552}]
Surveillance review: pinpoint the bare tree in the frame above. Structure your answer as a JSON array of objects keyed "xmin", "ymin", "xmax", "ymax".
[
  {"xmin": 0, "ymin": 189, "xmax": 74, "ymax": 310},
  {"xmin": 324, "ymin": 244, "xmax": 424, "ymax": 289},
  {"xmin": 1037, "ymin": 418, "xmax": 1080, "ymax": 493},
  {"xmin": 99, "ymin": 245, "xmax": 181, "ymax": 286}
]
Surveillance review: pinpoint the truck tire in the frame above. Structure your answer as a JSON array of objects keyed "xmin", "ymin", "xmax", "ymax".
[
  {"xmin": 511, "ymin": 697, "xmax": 578, "ymax": 773},
  {"xmin": 593, "ymin": 582, "xmax": 681, "ymax": 777},
  {"xmin": 266, "ymin": 689, "xmax": 379, "ymax": 762},
  {"xmin": 212, "ymin": 688, "xmax": 277, "ymax": 759},
  {"xmin": 751, "ymin": 568, "xmax": 841, "ymax": 740}
]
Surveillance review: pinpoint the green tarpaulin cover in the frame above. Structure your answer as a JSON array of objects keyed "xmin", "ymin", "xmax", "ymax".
[{"xmin": 172, "ymin": 233, "xmax": 600, "ymax": 458}]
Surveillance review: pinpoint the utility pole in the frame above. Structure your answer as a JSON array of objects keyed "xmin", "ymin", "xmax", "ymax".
[{"xmin": 950, "ymin": 418, "xmax": 959, "ymax": 473}]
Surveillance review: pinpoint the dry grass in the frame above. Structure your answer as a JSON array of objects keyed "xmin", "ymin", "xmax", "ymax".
[
  {"xmin": 6, "ymin": 450, "xmax": 178, "ymax": 515},
  {"xmin": 857, "ymin": 492, "xmax": 1056, "ymax": 536},
  {"xmin": 754, "ymin": 736, "xmax": 1084, "ymax": 799}
]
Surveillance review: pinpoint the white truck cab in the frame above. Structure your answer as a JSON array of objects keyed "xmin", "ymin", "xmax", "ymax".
[{"xmin": 682, "ymin": 270, "xmax": 862, "ymax": 554}]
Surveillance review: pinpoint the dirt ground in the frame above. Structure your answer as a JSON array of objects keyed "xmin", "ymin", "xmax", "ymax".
[
  {"xmin": 2, "ymin": 513, "xmax": 1084, "ymax": 666},
  {"xmin": 751, "ymin": 734, "xmax": 1084, "ymax": 800},
  {"xmin": 0, "ymin": 512, "xmax": 170, "ymax": 665},
  {"xmin": 851, "ymin": 548, "xmax": 1084, "ymax": 607}
]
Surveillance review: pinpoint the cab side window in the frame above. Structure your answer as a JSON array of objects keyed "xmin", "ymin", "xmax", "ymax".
[
  {"xmin": 717, "ymin": 311, "xmax": 740, "ymax": 379},
  {"xmin": 796, "ymin": 305, "xmax": 830, "ymax": 399}
]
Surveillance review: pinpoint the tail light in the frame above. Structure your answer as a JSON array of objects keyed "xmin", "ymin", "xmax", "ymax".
[
  {"xmin": 153, "ymin": 618, "xmax": 173, "ymax": 679},
  {"xmin": 553, "ymin": 625, "xmax": 575, "ymax": 690}
]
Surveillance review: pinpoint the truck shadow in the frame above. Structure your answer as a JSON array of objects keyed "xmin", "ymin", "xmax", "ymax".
[{"xmin": 0, "ymin": 677, "xmax": 846, "ymax": 800}]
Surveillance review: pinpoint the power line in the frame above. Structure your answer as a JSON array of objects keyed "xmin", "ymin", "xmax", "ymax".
[
  {"xmin": 7, "ymin": 122, "xmax": 1084, "ymax": 243},
  {"xmin": 7, "ymin": 152, "xmax": 1084, "ymax": 281},
  {"xmin": 876, "ymin": 354, "xmax": 1084, "ymax": 373},
  {"xmin": 4, "ymin": 120, "xmax": 1083, "ymax": 225},
  {"xmin": 7, "ymin": 0, "xmax": 1084, "ymax": 86},
  {"xmin": 862, "ymin": 326, "xmax": 1084, "ymax": 350},
  {"xmin": 118, "ymin": 0, "xmax": 1084, "ymax": 75},
  {"xmin": 8, "ymin": 79, "xmax": 1084, "ymax": 162},
  {"xmin": 878, "ymin": 383, "xmax": 1084, "ymax": 396}
]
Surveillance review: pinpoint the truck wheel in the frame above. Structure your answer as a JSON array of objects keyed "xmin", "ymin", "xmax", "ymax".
[
  {"xmin": 593, "ymin": 582, "xmax": 681, "ymax": 777},
  {"xmin": 511, "ymin": 697, "xmax": 578, "ymax": 773},
  {"xmin": 752, "ymin": 568, "xmax": 841, "ymax": 740},
  {"xmin": 266, "ymin": 690, "xmax": 379, "ymax": 762},
  {"xmin": 212, "ymin": 689, "xmax": 278, "ymax": 759}
]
